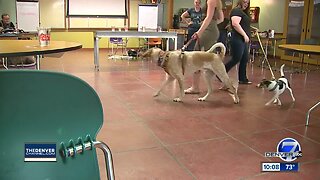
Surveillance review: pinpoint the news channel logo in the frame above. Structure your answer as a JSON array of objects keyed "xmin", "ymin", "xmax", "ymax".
[
  {"xmin": 265, "ymin": 138, "xmax": 302, "ymax": 162},
  {"xmin": 24, "ymin": 143, "xmax": 56, "ymax": 162}
]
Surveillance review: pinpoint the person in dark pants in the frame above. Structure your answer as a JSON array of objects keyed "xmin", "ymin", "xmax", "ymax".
[
  {"xmin": 217, "ymin": 9, "xmax": 229, "ymax": 51},
  {"xmin": 180, "ymin": 0, "xmax": 203, "ymax": 51},
  {"xmin": 225, "ymin": 0, "xmax": 252, "ymax": 84}
]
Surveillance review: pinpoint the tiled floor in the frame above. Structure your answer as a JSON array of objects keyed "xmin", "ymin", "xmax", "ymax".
[{"xmin": 40, "ymin": 49, "xmax": 320, "ymax": 179}]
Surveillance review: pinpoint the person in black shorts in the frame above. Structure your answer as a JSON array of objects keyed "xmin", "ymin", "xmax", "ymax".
[{"xmin": 180, "ymin": 0, "xmax": 203, "ymax": 51}]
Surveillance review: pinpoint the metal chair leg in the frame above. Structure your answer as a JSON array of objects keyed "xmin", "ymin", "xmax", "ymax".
[
  {"xmin": 2, "ymin": 57, "xmax": 8, "ymax": 70},
  {"xmin": 306, "ymin": 101, "xmax": 320, "ymax": 126},
  {"xmin": 93, "ymin": 141, "xmax": 115, "ymax": 180}
]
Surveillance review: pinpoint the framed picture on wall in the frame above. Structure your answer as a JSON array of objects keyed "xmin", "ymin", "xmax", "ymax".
[{"xmin": 250, "ymin": 7, "xmax": 260, "ymax": 23}]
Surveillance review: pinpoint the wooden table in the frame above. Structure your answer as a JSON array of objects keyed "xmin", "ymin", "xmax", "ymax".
[
  {"xmin": 252, "ymin": 37, "xmax": 286, "ymax": 58},
  {"xmin": 279, "ymin": 44, "xmax": 320, "ymax": 72},
  {"xmin": 279, "ymin": 44, "xmax": 320, "ymax": 126},
  {"xmin": 0, "ymin": 40, "xmax": 82, "ymax": 70},
  {"xmin": 278, "ymin": 44, "xmax": 320, "ymax": 55}
]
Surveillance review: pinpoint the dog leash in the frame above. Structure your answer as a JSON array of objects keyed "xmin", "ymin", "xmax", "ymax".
[
  {"xmin": 254, "ymin": 31, "xmax": 276, "ymax": 80},
  {"xmin": 177, "ymin": 33, "xmax": 201, "ymax": 75},
  {"xmin": 160, "ymin": 33, "xmax": 201, "ymax": 75},
  {"xmin": 181, "ymin": 33, "xmax": 201, "ymax": 51}
]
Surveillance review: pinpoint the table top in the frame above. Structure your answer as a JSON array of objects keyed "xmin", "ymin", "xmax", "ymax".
[
  {"xmin": 0, "ymin": 40, "xmax": 82, "ymax": 57},
  {"xmin": 95, "ymin": 31, "xmax": 177, "ymax": 38},
  {"xmin": 278, "ymin": 44, "xmax": 320, "ymax": 54},
  {"xmin": 251, "ymin": 36, "xmax": 286, "ymax": 41}
]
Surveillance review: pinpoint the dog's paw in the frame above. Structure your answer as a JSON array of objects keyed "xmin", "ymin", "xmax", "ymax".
[
  {"xmin": 153, "ymin": 92, "xmax": 160, "ymax": 97},
  {"xmin": 229, "ymin": 94, "xmax": 240, "ymax": 104},
  {"xmin": 198, "ymin": 97, "xmax": 206, "ymax": 101},
  {"xmin": 173, "ymin": 98, "xmax": 182, "ymax": 102},
  {"xmin": 292, "ymin": 98, "xmax": 296, "ymax": 102},
  {"xmin": 265, "ymin": 103, "xmax": 271, "ymax": 106}
]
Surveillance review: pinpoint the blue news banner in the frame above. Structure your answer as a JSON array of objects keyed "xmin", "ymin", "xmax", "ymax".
[
  {"xmin": 261, "ymin": 162, "xmax": 299, "ymax": 172},
  {"xmin": 25, "ymin": 143, "xmax": 56, "ymax": 162}
]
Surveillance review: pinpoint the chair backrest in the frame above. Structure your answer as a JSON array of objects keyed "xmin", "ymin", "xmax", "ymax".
[
  {"xmin": 147, "ymin": 38, "xmax": 162, "ymax": 45},
  {"xmin": 0, "ymin": 70, "xmax": 104, "ymax": 180},
  {"xmin": 110, "ymin": 37, "xmax": 123, "ymax": 44}
]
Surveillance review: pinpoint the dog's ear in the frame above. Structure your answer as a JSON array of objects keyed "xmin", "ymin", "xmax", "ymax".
[{"xmin": 265, "ymin": 81, "xmax": 272, "ymax": 86}]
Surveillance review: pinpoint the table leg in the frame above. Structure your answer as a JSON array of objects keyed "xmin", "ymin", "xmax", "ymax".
[
  {"xmin": 36, "ymin": 55, "xmax": 40, "ymax": 70},
  {"xmin": 273, "ymin": 39, "xmax": 277, "ymax": 59},
  {"xmin": 299, "ymin": 54, "xmax": 305, "ymax": 73},
  {"xmin": 274, "ymin": 39, "xmax": 277, "ymax": 67},
  {"xmin": 265, "ymin": 39, "xmax": 268, "ymax": 59},
  {"xmin": 174, "ymin": 37, "xmax": 178, "ymax": 50},
  {"xmin": 94, "ymin": 36, "xmax": 100, "ymax": 71},
  {"xmin": 166, "ymin": 38, "xmax": 169, "ymax": 51}
]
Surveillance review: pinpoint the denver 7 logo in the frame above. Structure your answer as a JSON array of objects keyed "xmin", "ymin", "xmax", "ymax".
[{"xmin": 277, "ymin": 138, "xmax": 302, "ymax": 162}]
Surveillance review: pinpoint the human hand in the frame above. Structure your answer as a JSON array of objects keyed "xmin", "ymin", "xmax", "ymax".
[
  {"xmin": 192, "ymin": 32, "xmax": 200, "ymax": 40},
  {"xmin": 244, "ymin": 34, "xmax": 250, "ymax": 43}
]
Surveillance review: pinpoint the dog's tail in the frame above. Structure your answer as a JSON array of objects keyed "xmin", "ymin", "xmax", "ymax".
[
  {"xmin": 280, "ymin": 64, "xmax": 285, "ymax": 77},
  {"xmin": 206, "ymin": 42, "xmax": 226, "ymax": 56}
]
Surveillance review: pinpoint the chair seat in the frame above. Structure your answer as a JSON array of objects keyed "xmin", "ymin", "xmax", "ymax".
[
  {"xmin": 144, "ymin": 38, "xmax": 162, "ymax": 49},
  {"xmin": 109, "ymin": 37, "xmax": 128, "ymax": 57}
]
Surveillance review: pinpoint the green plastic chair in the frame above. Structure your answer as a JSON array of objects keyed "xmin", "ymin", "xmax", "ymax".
[{"xmin": 0, "ymin": 70, "xmax": 114, "ymax": 180}]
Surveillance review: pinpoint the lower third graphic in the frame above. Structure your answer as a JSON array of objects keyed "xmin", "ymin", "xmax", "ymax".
[{"xmin": 24, "ymin": 143, "xmax": 56, "ymax": 162}]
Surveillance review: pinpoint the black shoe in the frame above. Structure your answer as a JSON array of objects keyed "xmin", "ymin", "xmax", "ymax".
[{"xmin": 239, "ymin": 80, "xmax": 252, "ymax": 85}]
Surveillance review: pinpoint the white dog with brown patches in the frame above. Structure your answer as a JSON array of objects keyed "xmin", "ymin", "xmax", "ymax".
[{"xmin": 140, "ymin": 43, "xmax": 239, "ymax": 103}]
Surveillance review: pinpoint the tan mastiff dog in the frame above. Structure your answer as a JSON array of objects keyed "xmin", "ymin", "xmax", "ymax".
[{"xmin": 140, "ymin": 43, "xmax": 239, "ymax": 103}]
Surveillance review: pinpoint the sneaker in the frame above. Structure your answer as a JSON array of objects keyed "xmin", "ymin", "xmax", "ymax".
[
  {"xmin": 239, "ymin": 80, "xmax": 252, "ymax": 85},
  {"xmin": 184, "ymin": 87, "xmax": 200, "ymax": 94}
]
